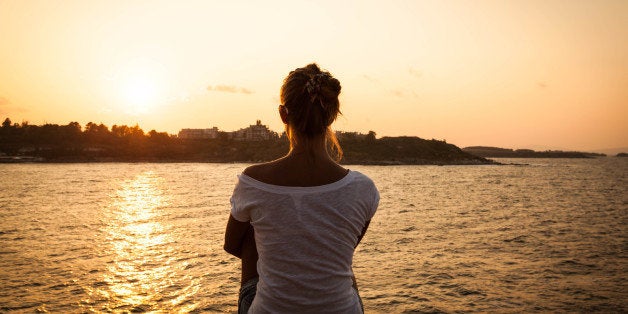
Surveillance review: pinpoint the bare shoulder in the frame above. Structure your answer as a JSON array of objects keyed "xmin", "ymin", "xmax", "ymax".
[
  {"xmin": 242, "ymin": 159, "xmax": 284, "ymax": 182},
  {"xmin": 243, "ymin": 156, "xmax": 348, "ymax": 186},
  {"xmin": 242, "ymin": 164, "xmax": 265, "ymax": 178}
]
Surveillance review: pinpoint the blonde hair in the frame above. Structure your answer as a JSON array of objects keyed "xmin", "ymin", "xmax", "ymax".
[{"xmin": 280, "ymin": 63, "xmax": 343, "ymax": 161}]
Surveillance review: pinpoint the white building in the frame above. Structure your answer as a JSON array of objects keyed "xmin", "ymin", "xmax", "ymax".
[
  {"xmin": 230, "ymin": 120, "xmax": 278, "ymax": 141},
  {"xmin": 178, "ymin": 127, "xmax": 220, "ymax": 139},
  {"xmin": 178, "ymin": 121, "xmax": 277, "ymax": 141}
]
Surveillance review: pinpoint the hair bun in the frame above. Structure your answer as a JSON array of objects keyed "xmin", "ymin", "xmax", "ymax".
[{"xmin": 305, "ymin": 73, "xmax": 327, "ymax": 104}]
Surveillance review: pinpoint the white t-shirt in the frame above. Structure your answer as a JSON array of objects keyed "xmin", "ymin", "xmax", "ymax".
[{"xmin": 230, "ymin": 170, "xmax": 379, "ymax": 314}]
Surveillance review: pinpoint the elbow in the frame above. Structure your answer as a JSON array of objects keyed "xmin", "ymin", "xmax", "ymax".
[{"xmin": 223, "ymin": 243, "xmax": 241, "ymax": 258}]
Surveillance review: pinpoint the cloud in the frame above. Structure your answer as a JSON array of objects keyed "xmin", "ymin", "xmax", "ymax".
[
  {"xmin": 391, "ymin": 89, "xmax": 405, "ymax": 98},
  {"xmin": 362, "ymin": 74, "xmax": 379, "ymax": 83},
  {"xmin": 98, "ymin": 107, "xmax": 113, "ymax": 114},
  {"xmin": 390, "ymin": 89, "xmax": 419, "ymax": 99},
  {"xmin": 207, "ymin": 85, "xmax": 253, "ymax": 94},
  {"xmin": 0, "ymin": 96, "xmax": 9, "ymax": 106},
  {"xmin": 0, "ymin": 96, "xmax": 27, "ymax": 115},
  {"xmin": 408, "ymin": 67, "xmax": 422, "ymax": 79}
]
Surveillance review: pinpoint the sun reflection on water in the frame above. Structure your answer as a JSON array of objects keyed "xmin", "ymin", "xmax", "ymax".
[{"xmin": 86, "ymin": 171, "xmax": 200, "ymax": 312}]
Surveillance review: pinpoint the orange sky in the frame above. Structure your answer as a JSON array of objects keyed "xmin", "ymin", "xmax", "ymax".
[{"xmin": 0, "ymin": 0, "xmax": 626, "ymax": 151}]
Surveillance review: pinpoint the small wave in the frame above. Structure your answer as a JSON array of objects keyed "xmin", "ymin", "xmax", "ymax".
[
  {"xmin": 401, "ymin": 305, "xmax": 447, "ymax": 313},
  {"xmin": 456, "ymin": 272, "xmax": 475, "ymax": 278},
  {"xmin": 503, "ymin": 235, "xmax": 527, "ymax": 243},
  {"xmin": 92, "ymin": 281, "xmax": 108, "ymax": 287},
  {"xmin": 556, "ymin": 259, "xmax": 597, "ymax": 269},
  {"xmin": 544, "ymin": 259, "xmax": 599, "ymax": 276},
  {"xmin": 583, "ymin": 293, "xmax": 610, "ymax": 301},
  {"xmin": 455, "ymin": 287, "xmax": 485, "ymax": 296},
  {"xmin": 49, "ymin": 283, "xmax": 68, "ymax": 290},
  {"xmin": 176, "ymin": 255, "xmax": 194, "ymax": 262},
  {"xmin": 23, "ymin": 281, "xmax": 45, "ymax": 287},
  {"xmin": 363, "ymin": 293, "xmax": 391, "ymax": 300},
  {"xmin": 538, "ymin": 219, "xmax": 558, "ymax": 227},
  {"xmin": 1, "ymin": 303, "xmax": 41, "ymax": 311},
  {"xmin": 456, "ymin": 261, "xmax": 486, "ymax": 268},
  {"xmin": 129, "ymin": 304, "xmax": 153, "ymax": 313},
  {"xmin": 395, "ymin": 238, "xmax": 413, "ymax": 244},
  {"xmin": 69, "ymin": 288, "xmax": 84, "ymax": 295},
  {"xmin": 428, "ymin": 273, "xmax": 453, "ymax": 280}
]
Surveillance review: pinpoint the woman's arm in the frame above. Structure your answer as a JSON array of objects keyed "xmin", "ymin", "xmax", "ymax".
[
  {"xmin": 355, "ymin": 219, "xmax": 371, "ymax": 248},
  {"xmin": 224, "ymin": 214, "xmax": 252, "ymax": 258},
  {"xmin": 352, "ymin": 220, "xmax": 372, "ymax": 293}
]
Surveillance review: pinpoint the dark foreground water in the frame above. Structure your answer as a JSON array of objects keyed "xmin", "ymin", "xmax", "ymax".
[{"xmin": 0, "ymin": 158, "xmax": 626, "ymax": 313}]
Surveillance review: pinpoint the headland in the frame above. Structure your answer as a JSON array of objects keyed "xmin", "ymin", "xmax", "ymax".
[{"xmin": 0, "ymin": 119, "xmax": 493, "ymax": 165}]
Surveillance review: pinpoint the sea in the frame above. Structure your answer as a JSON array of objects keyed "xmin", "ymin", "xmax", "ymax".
[{"xmin": 0, "ymin": 158, "xmax": 626, "ymax": 313}]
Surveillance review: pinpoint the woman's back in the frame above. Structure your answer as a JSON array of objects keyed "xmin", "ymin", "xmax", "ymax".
[
  {"xmin": 224, "ymin": 63, "xmax": 379, "ymax": 313},
  {"xmin": 230, "ymin": 170, "xmax": 379, "ymax": 313}
]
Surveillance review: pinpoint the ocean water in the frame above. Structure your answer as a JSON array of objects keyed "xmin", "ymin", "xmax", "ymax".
[{"xmin": 0, "ymin": 159, "xmax": 626, "ymax": 313}]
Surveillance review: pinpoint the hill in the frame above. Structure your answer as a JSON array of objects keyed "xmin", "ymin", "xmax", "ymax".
[
  {"xmin": 0, "ymin": 120, "xmax": 494, "ymax": 165},
  {"xmin": 342, "ymin": 137, "xmax": 494, "ymax": 165},
  {"xmin": 463, "ymin": 146, "xmax": 606, "ymax": 158}
]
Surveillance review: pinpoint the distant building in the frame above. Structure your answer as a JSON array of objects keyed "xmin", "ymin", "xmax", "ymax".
[
  {"xmin": 177, "ymin": 121, "xmax": 278, "ymax": 141},
  {"xmin": 230, "ymin": 120, "xmax": 278, "ymax": 141},
  {"xmin": 178, "ymin": 127, "xmax": 220, "ymax": 139}
]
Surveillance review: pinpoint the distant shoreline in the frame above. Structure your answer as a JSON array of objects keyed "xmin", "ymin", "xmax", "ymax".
[
  {"xmin": 3, "ymin": 120, "xmax": 623, "ymax": 165},
  {"xmin": 0, "ymin": 120, "xmax": 497, "ymax": 166},
  {"xmin": 0, "ymin": 156, "xmax": 498, "ymax": 166},
  {"xmin": 462, "ymin": 146, "xmax": 609, "ymax": 158}
]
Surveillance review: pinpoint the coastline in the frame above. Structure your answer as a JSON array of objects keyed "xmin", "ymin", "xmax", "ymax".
[
  {"xmin": 0, "ymin": 156, "xmax": 499, "ymax": 165},
  {"xmin": 1, "ymin": 134, "xmax": 498, "ymax": 165}
]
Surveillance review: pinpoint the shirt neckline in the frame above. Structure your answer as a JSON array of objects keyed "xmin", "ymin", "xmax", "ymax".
[{"xmin": 237, "ymin": 170, "xmax": 356, "ymax": 194}]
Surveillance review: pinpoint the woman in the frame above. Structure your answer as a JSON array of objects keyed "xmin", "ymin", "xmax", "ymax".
[{"xmin": 224, "ymin": 63, "xmax": 379, "ymax": 313}]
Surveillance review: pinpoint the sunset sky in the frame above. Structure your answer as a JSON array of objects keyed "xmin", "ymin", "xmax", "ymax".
[{"xmin": 1, "ymin": 0, "xmax": 626, "ymax": 151}]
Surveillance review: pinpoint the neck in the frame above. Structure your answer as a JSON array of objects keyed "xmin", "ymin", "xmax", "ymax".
[{"xmin": 287, "ymin": 133, "xmax": 331, "ymax": 161}]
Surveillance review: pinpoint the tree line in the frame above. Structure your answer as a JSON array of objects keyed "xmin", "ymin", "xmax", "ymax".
[
  {"xmin": 0, "ymin": 118, "xmax": 492, "ymax": 164},
  {"xmin": 1, "ymin": 118, "xmax": 283, "ymax": 162}
]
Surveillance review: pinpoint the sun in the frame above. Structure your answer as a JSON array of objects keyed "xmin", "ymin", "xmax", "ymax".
[
  {"xmin": 109, "ymin": 57, "xmax": 169, "ymax": 116},
  {"xmin": 121, "ymin": 76, "xmax": 159, "ymax": 115}
]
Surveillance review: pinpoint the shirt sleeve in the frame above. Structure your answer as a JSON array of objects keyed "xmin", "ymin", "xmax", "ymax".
[
  {"xmin": 367, "ymin": 183, "xmax": 380, "ymax": 220},
  {"xmin": 230, "ymin": 178, "xmax": 251, "ymax": 222}
]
